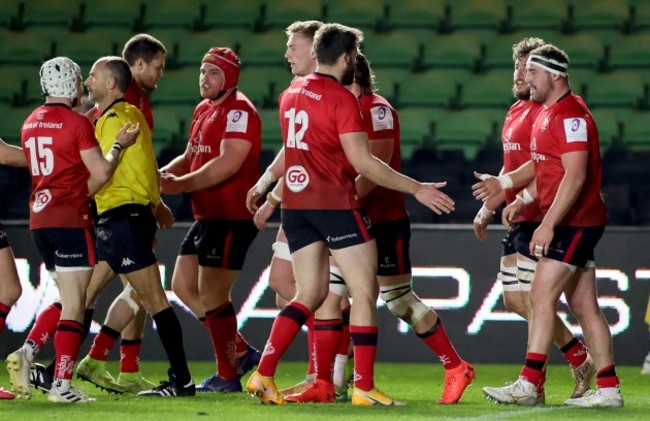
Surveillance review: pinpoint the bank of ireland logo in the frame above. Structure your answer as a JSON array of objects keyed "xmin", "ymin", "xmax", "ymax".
[
  {"xmin": 232, "ymin": 110, "xmax": 242, "ymax": 122},
  {"xmin": 32, "ymin": 189, "xmax": 52, "ymax": 213},
  {"xmin": 286, "ymin": 165, "xmax": 309, "ymax": 192}
]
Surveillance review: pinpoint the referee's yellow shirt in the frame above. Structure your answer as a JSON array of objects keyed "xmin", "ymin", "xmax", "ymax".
[{"xmin": 94, "ymin": 100, "xmax": 160, "ymax": 215}]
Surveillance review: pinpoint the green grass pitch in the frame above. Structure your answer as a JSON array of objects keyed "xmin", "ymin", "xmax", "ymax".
[{"xmin": 1, "ymin": 361, "xmax": 648, "ymax": 420}]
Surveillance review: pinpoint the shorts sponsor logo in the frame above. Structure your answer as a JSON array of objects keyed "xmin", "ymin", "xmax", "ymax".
[
  {"xmin": 121, "ymin": 257, "xmax": 135, "ymax": 267},
  {"xmin": 32, "ymin": 189, "xmax": 52, "ymax": 213},
  {"xmin": 326, "ymin": 233, "xmax": 358, "ymax": 243},
  {"xmin": 55, "ymin": 251, "xmax": 83, "ymax": 260},
  {"xmin": 286, "ymin": 165, "xmax": 309, "ymax": 193}
]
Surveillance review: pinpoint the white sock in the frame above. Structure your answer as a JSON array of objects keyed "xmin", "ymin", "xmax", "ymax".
[
  {"xmin": 53, "ymin": 379, "xmax": 71, "ymax": 392},
  {"xmin": 598, "ymin": 386, "xmax": 620, "ymax": 396},
  {"xmin": 22, "ymin": 340, "xmax": 38, "ymax": 363},
  {"xmin": 332, "ymin": 354, "xmax": 348, "ymax": 389}
]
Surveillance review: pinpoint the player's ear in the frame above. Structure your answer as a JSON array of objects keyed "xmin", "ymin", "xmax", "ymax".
[
  {"xmin": 106, "ymin": 75, "xmax": 117, "ymax": 91},
  {"xmin": 134, "ymin": 57, "xmax": 146, "ymax": 72}
]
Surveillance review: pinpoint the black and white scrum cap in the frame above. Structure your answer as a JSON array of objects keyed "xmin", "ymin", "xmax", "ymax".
[
  {"xmin": 527, "ymin": 54, "xmax": 568, "ymax": 78},
  {"xmin": 40, "ymin": 56, "xmax": 81, "ymax": 100}
]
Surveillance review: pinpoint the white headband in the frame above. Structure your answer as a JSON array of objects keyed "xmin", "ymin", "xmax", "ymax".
[{"xmin": 527, "ymin": 54, "xmax": 568, "ymax": 78}]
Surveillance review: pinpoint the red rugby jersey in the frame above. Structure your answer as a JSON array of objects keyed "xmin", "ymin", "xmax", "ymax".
[
  {"xmin": 21, "ymin": 104, "xmax": 98, "ymax": 229},
  {"xmin": 279, "ymin": 73, "xmax": 364, "ymax": 210},
  {"xmin": 530, "ymin": 93, "xmax": 607, "ymax": 226}
]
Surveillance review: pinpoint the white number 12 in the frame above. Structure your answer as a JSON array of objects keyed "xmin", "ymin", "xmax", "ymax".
[{"xmin": 284, "ymin": 108, "xmax": 309, "ymax": 151}]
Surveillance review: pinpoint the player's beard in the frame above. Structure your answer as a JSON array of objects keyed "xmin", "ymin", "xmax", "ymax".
[
  {"xmin": 513, "ymin": 83, "xmax": 531, "ymax": 101},
  {"xmin": 341, "ymin": 60, "xmax": 355, "ymax": 86}
]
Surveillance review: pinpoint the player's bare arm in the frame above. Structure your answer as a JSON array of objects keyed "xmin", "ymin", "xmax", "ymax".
[
  {"xmin": 0, "ymin": 137, "xmax": 27, "ymax": 167},
  {"xmin": 529, "ymin": 150, "xmax": 587, "ymax": 257},
  {"xmin": 472, "ymin": 160, "xmax": 535, "ymax": 201},
  {"xmin": 246, "ymin": 147, "xmax": 285, "ymax": 213},
  {"xmin": 341, "ymin": 131, "xmax": 454, "ymax": 215},
  {"xmin": 473, "ymin": 190, "xmax": 505, "ymax": 241},
  {"xmin": 160, "ymin": 137, "xmax": 251, "ymax": 195},
  {"xmin": 160, "ymin": 141, "xmax": 192, "ymax": 176},
  {"xmin": 355, "ymin": 137, "xmax": 394, "ymax": 199}
]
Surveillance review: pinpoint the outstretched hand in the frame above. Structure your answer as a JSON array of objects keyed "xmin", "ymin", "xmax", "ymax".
[
  {"xmin": 471, "ymin": 171, "xmax": 502, "ymax": 202},
  {"xmin": 413, "ymin": 182, "xmax": 455, "ymax": 215}
]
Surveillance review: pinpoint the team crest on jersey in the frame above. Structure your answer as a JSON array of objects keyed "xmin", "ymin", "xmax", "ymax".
[
  {"xmin": 370, "ymin": 106, "xmax": 393, "ymax": 131},
  {"xmin": 32, "ymin": 189, "xmax": 52, "ymax": 213},
  {"xmin": 226, "ymin": 109, "xmax": 249, "ymax": 133},
  {"xmin": 540, "ymin": 116, "xmax": 550, "ymax": 131},
  {"xmin": 286, "ymin": 165, "xmax": 309, "ymax": 193},
  {"xmin": 502, "ymin": 127, "xmax": 513, "ymax": 143}
]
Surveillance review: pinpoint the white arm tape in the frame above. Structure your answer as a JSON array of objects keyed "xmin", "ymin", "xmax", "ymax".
[
  {"xmin": 516, "ymin": 188, "xmax": 534, "ymax": 205},
  {"xmin": 270, "ymin": 190, "xmax": 282, "ymax": 203},
  {"xmin": 473, "ymin": 203, "xmax": 495, "ymax": 224},
  {"xmin": 255, "ymin": 169, "xmax": 277, "ymax": 194},
  {"xmin": 496, "ymin": 174, "xmax": 513, "ymax": 189}
]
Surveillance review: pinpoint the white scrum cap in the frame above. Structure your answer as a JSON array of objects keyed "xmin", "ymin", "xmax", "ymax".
[{"xmin": 39, "ymin": 56, "xmax": 81, "ymax": 100}]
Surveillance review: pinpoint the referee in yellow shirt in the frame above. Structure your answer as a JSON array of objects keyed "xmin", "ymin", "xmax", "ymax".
[{"xmin": 85, "ymin": 56, "xmax": 194, "ymax": 396}]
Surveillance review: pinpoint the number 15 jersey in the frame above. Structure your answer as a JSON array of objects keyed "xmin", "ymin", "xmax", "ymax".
[
  {"xmin": 21, "ymin": 103, "xmax": 98, "ymax": 229},
  {"xmin": 279, "ymin": 73, "xmax": 364, "ymax": 210}
]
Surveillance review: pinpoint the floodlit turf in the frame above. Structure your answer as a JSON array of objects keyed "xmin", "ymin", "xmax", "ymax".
[{"xmin": 0, "ymin": 362, "xmax": 648, "ymax": 420}]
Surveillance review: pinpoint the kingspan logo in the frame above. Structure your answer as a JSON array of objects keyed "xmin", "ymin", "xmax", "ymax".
[{"xmin": 191, "ymin": 143, "xmax": 212, "ymax": 154}]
